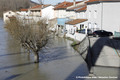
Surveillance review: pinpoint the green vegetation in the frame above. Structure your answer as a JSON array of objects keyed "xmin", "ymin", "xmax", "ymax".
[
  {"xmin": 66, "ymin": 37, "xmax": 74, "ymax": 41},
  {"xmin": 71, "ymin": 41, "xmax": 77, "ymax": 46}
]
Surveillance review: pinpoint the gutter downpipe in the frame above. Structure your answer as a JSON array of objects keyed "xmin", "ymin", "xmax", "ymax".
[{"xmin": 101, "ymin": 1, "xmax": 103, "ymax": 30}]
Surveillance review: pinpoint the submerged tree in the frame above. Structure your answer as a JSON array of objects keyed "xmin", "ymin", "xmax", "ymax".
[{"xmin": 5, "ymin": 18, "xmax": 49, "ymax": 63}]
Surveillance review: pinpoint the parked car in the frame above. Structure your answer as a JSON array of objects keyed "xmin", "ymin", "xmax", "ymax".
[
  {"xmin": 77, "ymin": 29, "xmax": 92, "ymax": 35},
  {"xmin": 87, "ymin": 29, "xmax": 93, "ymax": 36},
  {"xmin": 93, "ymin": 30, "xmax": 113, "ymax": 37}
]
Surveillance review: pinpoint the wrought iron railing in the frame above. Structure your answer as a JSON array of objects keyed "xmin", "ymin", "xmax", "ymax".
[{"xmin": 114, "ymin": 31, "xmax": 120, "ymax": 37}]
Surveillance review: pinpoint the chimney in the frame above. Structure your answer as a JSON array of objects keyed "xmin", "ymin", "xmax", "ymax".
[
  {"xmin": 73, "ymin": 0, "xmax": 76, "ymax": 6},
  {"xmin": 64, "ymin": 1, "xmax": 66, "ymax": 6}
]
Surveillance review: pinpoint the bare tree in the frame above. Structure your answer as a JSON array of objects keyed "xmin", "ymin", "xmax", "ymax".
[
  {"xmin": 38, "ymin": 0, "xmax": 43, "ymax": 4},
  {"xmin": 5, "ymin": 18, "xmax": 49, "ymax": 63}
]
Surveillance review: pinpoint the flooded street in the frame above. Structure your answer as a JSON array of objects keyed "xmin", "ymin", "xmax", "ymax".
[{"xmin": 0, "ymin": 19, "xmax": 89, "ymax": 80}]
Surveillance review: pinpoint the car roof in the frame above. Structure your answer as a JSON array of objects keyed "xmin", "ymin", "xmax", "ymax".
[{"xmin": 94, "ymin": 30, "xmax": 105, "ymax": 32}]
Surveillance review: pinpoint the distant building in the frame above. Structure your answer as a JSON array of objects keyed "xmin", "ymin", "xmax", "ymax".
[
  {"xmin": 66, "ymin": 1, "xmax": 85, "ymax": 19},
  {"xmin": 54, "ymin": 1, "xmax": 81, "ymax": 19},
  {"xmin": 41, "ymin": 5, "xmax": 55, "ymax": 20},
  {"xmin": 54, "ymin": 1, "xmax": 81, "ymax": 35},
  {"xmin": 16, "ymin": 9, "xmax": 29, "ymax": 16},
  {"xmin": 66, "ymin": 19, "xmax": 88, "ymax": 34},
  {"xmin": 65, "ymin": 2, "xmax": 88, "ymax": 38},
  {"xmin": 28, "ymin": 5, "xmax": 50, "ymax": 17},
  {"xmin": 3, "ymin": 11, "xmax": 16, "ymax": 23}
]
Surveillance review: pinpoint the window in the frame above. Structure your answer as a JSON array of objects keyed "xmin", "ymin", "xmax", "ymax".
[
  {"xmin": 88, "ymin": 23, "xmax": 92, "ymax": 29},
  {"xmin": 80, "ymin": 24, "xmax": 84, "ymax": 30},
  {"xmin": 94, "ymin": 23, "xmax": 98, "ymax": 30},
  {"xmin": 94, "ymin": 23, "xmax": 97, "ymax": 28},
  {"xmin": 82, "ymin": 24, "xmax": 84, "ymax": 28},
  {"xmin": 69, "ymin": 29, "xmax": 71, "ymax": 34},
  {"xmin": 94, "ymin": 10, "xmax": 97, "ymax": 19},
  {"xmin": 80, "ymin": 25, "xmax": 82, "ymax": 30},
  {"xmin": 58, "ymin": 25, "xmax": 60, "ymax": 27},
  {"xmin": 76, "ymin": 27, "xmax": 78, "ymax": 31},
  {"xmin": 89, "ymin": 11, "xmax": 91, "ymax": 18},
  {"xmin": 71, "ymin": 29, "xmax": 72, "ymax": 34},
  {"xmin": 9, "ymin": 12, "xmax": 11, "ymax": 14}
]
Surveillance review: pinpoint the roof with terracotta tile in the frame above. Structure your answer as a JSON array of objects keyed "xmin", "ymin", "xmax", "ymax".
[
  {"xmin": 67, "ymin": 5, "xmax": 84, "ymax": 11},
  {"xmin": 86, "ymin": 0, "xmax": 99, "ymax": 3},
  {"xmin": 65, "ymin": 19, "xmax": 88, "ymax": 25},
  {"xmin": 20, "ymin": 9, "xmax": 28, "ymax": 11},
  {"xmin": 86, "ymin": 0, "xmax": 120, "ymax": 3},
  {"xmin": 54, "ymin": 1, "xmax": 82, "ymax": 10},
  {"xmin": 76, "ymin": 5, "xmax": 87, "ymax": 12},
  {"xmin": 29, "ymin": 4, "xmax": 50, "ymax": 10}
]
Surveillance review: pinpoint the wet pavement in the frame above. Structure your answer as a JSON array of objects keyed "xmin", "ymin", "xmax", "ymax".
[
  {"xmin": 89, "ymin": 37, "xmax": 120, "ymax": 67},
  {"xmin": 0, "ymin": 19, "xmax": 89, "ymax": 80},
  {"xmin": 89, "ymin": 37, "xmax": 120, "ymax": 79}
]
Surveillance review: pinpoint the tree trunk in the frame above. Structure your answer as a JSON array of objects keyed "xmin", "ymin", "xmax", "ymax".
[
  {"xmin": 27, "ymin": 50, "xmax": 30, "ymax": 60},
  {"xmin": 34, "ymin": 52, "xmax": 39, "ymax": 63}
]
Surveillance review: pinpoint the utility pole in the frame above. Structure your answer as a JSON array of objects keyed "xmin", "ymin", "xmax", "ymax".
[
  {"xmin": 38, "ymin": 0, "xmax": 44, "ymax": 5},
  {"xmin": 42, "ymin": 0, "xmax": 44, "ymax": 5}
]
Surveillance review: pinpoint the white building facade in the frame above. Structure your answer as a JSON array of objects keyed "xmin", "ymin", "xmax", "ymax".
[
  {"xmin": 18, "ymin": 9, "xmax": 29, "ymax": 16},
  {"xmin": 86, "ymin": 2, "xmax": 104, "ymax": 32},
  {"xmin": 66, "ymin": 0, "xmax": 120, "ymax": 34},
  {"xmin": 41, "ymin": 5, "xmax": 55, "ymax": 20},
  {"xmin": 102, "ymin": 2, "xmax": 120, "ymax": 33},
  {"xmin": 3, "ymin": 11, "xmax": 16, "ymax": 23},
  {"xmin": 86, "ymin": 0, "xmax": 120, "ymax": 33},
  {"xmin": 65, "ymin": 19, "xmax": 88, "ymax": 41}
]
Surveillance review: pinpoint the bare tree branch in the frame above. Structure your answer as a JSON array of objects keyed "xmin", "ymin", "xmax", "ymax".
[{"xmin": 5, "ymin": 18, "xmax": 49, "ymax": 63}]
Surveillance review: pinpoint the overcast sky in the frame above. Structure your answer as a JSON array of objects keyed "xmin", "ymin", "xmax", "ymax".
[{"xmin": 31, "ymin": 0, "xmax": 82, "ymax": 5}]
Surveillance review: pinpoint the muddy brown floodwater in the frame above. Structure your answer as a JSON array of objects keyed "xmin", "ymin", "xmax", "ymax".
[{"xmin": 0, "ymin": 19, "xmax": 89, "ymax": 80}]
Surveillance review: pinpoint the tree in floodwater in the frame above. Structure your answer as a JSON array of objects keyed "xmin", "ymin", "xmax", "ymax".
[{"xmin": 5, "ymin": 18, "xmax": 49, "ymax": 63}]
